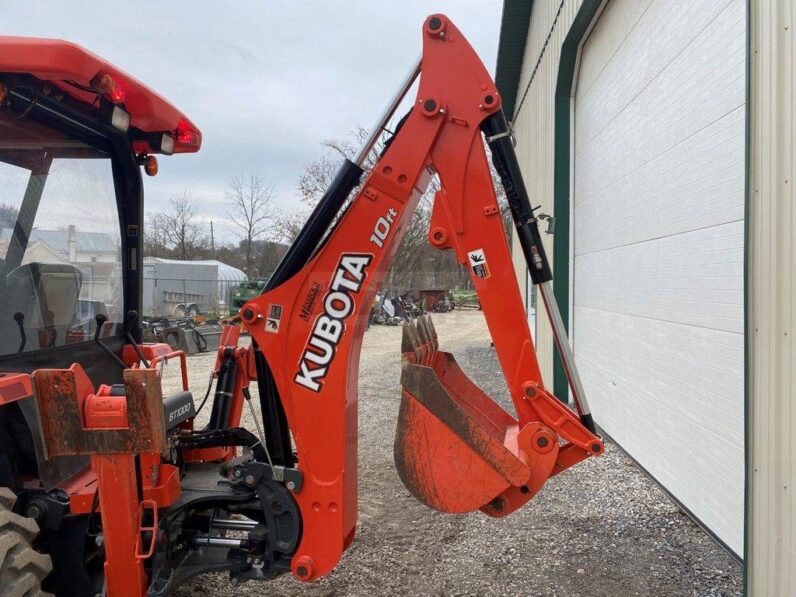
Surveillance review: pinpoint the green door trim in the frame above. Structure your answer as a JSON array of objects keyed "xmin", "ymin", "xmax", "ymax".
[{"xmin": 551, "ymin": 0, "xmax": 604, "ymax": 401}]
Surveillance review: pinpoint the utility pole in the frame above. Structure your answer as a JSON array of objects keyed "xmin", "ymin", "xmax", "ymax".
[{"xmin": 210, "ymin": 221, "xmax": 215, "ymax": 256}]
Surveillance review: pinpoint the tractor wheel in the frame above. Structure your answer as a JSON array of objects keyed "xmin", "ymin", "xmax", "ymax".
[{"xmin": 0, "ymin": 487, "xmax": 52, "ymax": 596}]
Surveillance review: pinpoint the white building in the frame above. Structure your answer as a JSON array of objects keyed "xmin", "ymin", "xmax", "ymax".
[{"xmin": 496, "ymin": 0, "xmax": 794, "ymax": 592}]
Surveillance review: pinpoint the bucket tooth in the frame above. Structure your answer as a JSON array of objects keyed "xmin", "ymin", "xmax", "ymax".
[
  {"xmin": 414, "ymin": 318, "xmax": 431, "ymax": 365},
  {"xmin": 401, "ymin": 321, "xmax": 417, "ymax": 354},
  {"xmin": 402, "ymin": 320, "xmax": 423, "ymax": 364},
  {"xmin": 415, "ymin": 317, "xmax": 428, "ymax": 364},
  {"xmin": 425, "ymin": 315, "xmax": 439, "ymax": 352},
  {"xmin": 418, "ymin": 315, "xmax": 437, "ymax": 361}
]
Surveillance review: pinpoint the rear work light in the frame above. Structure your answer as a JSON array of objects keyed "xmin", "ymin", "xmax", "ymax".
[
  {"xmin": 149, "ymin": 132, "xmax": 174, "ymax": 155},
  {"xmin": 110, "ymin": 105, "xmax": 130, "ymax": 132},
  {"xmin": 99, "ymin": 98, "xmax": 130, "ymax": 132}
]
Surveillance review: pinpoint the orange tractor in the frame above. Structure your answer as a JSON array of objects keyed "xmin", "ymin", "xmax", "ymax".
[{"xmin": 0, "ymin": 15, "xmax": 602, "ymax": 596}]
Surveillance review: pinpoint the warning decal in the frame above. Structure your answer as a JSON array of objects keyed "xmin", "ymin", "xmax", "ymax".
[
  {"xmin": 467, "ymin": 248, "xmax": 491, "ymax": 279},
  {"xmin": 266, "ymin": 304, "xmax": 283, "ymax": 333}
]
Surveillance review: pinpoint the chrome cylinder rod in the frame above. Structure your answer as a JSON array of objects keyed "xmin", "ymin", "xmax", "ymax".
[
  {"xmin": 353, "ymin": 58, "xmax": 421, "ymax": 167},
  {"xmin": 538, "ymin": 280, "xmax": 592, "ymax": 419},
  {"xmin": 210, "ymin": 519, "xmax": 258, "ymax": 532},
  {"xmin": 191, "ymin": 536, "xmax": 244, "ymax": 549}
]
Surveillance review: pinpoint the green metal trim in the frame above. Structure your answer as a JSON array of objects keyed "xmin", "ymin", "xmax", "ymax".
[
  {"xmin": 494, "ymin": 0, "xmax": 535, "ymax": 118},
  {"xmin": 742, "ymin": 0, "xmax": 751, "ymax": 586},
  {"xmin": 551, "ymin": 0, "xmax": 604, "ymax": 401}
]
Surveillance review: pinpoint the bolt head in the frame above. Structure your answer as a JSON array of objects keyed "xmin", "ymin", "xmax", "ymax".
[
  {"xmin": 245, "ymin": 474, "xmax": 255, "ymax": 486},
  {"xmin": 286, "ymin": 480, "xmax": 296, "ymax": 491}
]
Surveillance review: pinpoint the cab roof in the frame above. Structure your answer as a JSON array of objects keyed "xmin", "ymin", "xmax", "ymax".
[{"xmin": 0, "ymin": 35, "xmax": 201, "ymax": 153}]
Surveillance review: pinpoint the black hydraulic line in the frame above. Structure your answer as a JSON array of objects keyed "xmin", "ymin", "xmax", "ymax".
[
  {"xmin": 180, "ymin": 427, "xmax": 268, "ymax": 463},
  {"xmin": 481, "ymin": 111, "xmax": 553, "ymax": 286},
  {"xmin": 253, "ymin": 344, "xmax": 293, "ymax": 465},
  {"xmin": 252, "ymin": 158, "xmax": 363, "ymax": 466},
  {"xmin": 207, "ymin": 348, "xmax": 237, "ymax": 430},
  {"xmin": 266, "ymin": 159, "xmax": 363, "ymax": 291}
]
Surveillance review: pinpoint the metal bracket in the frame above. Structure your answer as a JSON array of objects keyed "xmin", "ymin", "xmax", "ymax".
[{"xmin": 32, "ymin": 365, "xmax": 166, "ymax": 458}]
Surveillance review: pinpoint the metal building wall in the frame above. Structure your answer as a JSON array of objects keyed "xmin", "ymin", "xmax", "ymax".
[
  {"xmin": 747, "ymin": 0, "xmax": 795, "ymax": 592},
  {"xmin": 509, "ymin": 0, "xmax": 585, "ymax": 384}
]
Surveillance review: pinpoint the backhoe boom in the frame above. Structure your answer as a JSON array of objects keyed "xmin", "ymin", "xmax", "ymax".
[{"xmin": 241, "ymin": 13, "xmax": 603, "ymax": 582}]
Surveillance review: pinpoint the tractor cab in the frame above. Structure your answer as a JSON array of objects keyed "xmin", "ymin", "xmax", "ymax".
[
  {"xmin": 0, "ymin": 38, "xmax": 200, "ymax": 388},
  {"xmin": 0, "ymin": 38, "xmax": 202, "ymax": 593}
]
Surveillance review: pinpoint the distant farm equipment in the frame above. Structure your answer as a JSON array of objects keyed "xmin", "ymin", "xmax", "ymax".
[
  {"xmin": 142, "ymin": 316, "xmax": 224, "ymax": 355},
  {"xmin": 450, "ymin": 288, "xmax": 481, "ymax": 310},
  {"xmin": 143, "ymin": 257, "xmax": 247, "ymax": 317},
  {"xmin": 418, "ymin": 289, "xmax": 454, "ymax": 313},
  {"xmin": 229, "ymin": 276, "xmax": 271, "ymax": 316}
]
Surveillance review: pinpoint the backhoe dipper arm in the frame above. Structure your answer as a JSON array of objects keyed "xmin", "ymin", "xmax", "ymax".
[{"xmin": 242, "ymin": 14, "xmax": 603, "ymax": 582}]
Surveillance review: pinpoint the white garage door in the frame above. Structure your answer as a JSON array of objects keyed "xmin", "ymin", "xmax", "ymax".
[{"xmin": 572, "ymin": 0, "xmax": 745, "ymax": 556}]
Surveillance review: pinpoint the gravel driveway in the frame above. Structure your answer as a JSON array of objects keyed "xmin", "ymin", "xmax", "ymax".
[{"xmin": 162, "ymin": 310, "xmax": 742, "ymax": 596}]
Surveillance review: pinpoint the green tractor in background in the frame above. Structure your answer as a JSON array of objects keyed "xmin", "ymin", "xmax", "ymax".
[{"xmin": 229, "ymin": 276, "xmax": 271, "ymax": 316}]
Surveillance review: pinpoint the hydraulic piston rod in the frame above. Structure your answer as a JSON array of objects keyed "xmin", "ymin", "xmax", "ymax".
[
  {"xmin": 482, "ymin": 111, "xmax": 595, "ymax": 432},
  {"xmin": 354, "ymin": 58, "xmax": 421, "ymax": 167}
]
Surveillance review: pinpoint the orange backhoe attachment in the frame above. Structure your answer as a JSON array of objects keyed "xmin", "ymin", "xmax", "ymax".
[{"xmin": 240, "ymin": 13, "xmax": 604, "ymax": 581}]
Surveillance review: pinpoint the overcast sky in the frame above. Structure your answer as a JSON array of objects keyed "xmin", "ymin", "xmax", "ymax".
[{"xmin": 1, "ymin": 1, "xmax": 503, "ymax": 243}]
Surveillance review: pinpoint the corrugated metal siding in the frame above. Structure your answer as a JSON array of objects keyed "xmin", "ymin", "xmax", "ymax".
[
  {"xmin": 748, "ymin": 0, "xmax": 796, "ymax": 592},
  {"xmin": 510, "ymin": 0, "xmax": 585, "ymax": 384}
]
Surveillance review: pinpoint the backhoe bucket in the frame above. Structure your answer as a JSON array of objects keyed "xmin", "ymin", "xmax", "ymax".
[{"xmin": 394, "ymin": 316, "xmax": 559, "ymax": 516}]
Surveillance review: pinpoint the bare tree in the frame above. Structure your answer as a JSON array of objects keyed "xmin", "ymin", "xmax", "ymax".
[
  {"xmin": 144, "ymin": 211, "xmax": 170, "ymax": 257},
  {"xmin": 0, "ymin": 202, "xmax": 19, "ymax": 229},
  {"xmin": 144, "ymin": 190, "xmax": 207, "ymax": 259},
  {"xmin": 287, "ymin": 123, "xmax": 511, "ymax": 294},
  {"xmin": 166, "ymin": 190, "xmax": 206, "ymax": 260},
  {"xmin": 226, "ymin": 172, "xmax": 276, "ymax": 276},
  {"xmin": 274, "ymin": 211, "xmax": 306, "ymax": 244}
]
